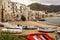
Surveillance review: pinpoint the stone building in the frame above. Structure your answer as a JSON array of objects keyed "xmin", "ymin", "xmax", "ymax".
[
  {"xmin": 0, "ymin": 0, "xmax": 30, "ymax": 21},
  {"xmin": 12, "ymin": 2, "xmax": 30, "ymax": 21},
  {"xmin": 0, "ymin": 0, "xmax": 9, "ymax": 21},
  {"xmin": 3, "ymin": 1, "xmax": 14, "ymax": 21},
  {"xmin": 28, "ymin": 10, "xmax": 46, "ymax": 21},
  {"xmin": 0, "ymin": 0, "xmax": 2, "ymax": 21},
  {"xmin": 0, "ymin": 0, "xmax": 46, "ymax": 21}
]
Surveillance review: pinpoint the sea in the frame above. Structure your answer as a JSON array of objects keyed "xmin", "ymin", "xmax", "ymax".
[{"xmin": 44, "ymin": 17, "xmax": 60, "ymax": 26}]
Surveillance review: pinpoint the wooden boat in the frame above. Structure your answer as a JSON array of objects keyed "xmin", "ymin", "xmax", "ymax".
[
  {"xmin": 27, "ymin": 33, "xmax": 54, "ymax": 40},
  {"xmin": 38, "ymin": 26, "xmax": 57, "ymax": 32},
  {"xmin": 2, "ymin": 27, "xmax": 22, "ymax": 33}
]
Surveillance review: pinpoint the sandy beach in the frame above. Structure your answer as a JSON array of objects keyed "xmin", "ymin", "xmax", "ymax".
[
  {"xmin": 0, "ymin": 21, "xmax": 58, "ymax": 39},
  {"xmin": 9, "ymin": 21, "xmax": 57, "ymax": 27},
  {"xmin": 9, "ymin": 21, "xmax": 58, "ymax": 38}
]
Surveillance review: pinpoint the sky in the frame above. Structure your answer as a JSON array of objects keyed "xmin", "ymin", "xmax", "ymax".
[{"xmin": 11, "ymin": 0, "xmax": 60, "ymax": 5}]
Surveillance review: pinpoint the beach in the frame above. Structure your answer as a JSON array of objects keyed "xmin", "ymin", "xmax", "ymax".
[
  {"xmin": 0, "ymin": 21, "xmax": 59, "ymax": 39},
  {"xmin": 8, "ymin": 21, "xmax": 58, "ymax": 39}
]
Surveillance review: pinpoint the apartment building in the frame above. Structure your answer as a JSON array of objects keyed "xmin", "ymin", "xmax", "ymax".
[
  {"xmin": 0, "ymin": 0, "xmax": 47, "ymax": 21},
  {"xmin": 0, "ymin": 0, "xmax": 30, "ymax": 21},
  {"xmin": 0, "ymin": 0, "xmax": 9, "ymax": 21},
  {"xmin": 13, "ymin": 2, "xmax": 30, "ymax": 21},
  {"xmin": 28, "ymin": 10, "xmax": 46, "ymax": 20},
  {"xmin": 0, "ymin": 0, "xmax": 2, "ymax": 21}
]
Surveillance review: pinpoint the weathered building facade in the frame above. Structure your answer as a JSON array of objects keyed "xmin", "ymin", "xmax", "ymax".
[
  {"xmin": 0, "ymin": 0, "xmax": 47, "ymax": 22},
  {"xmin": 28, "ymin": 10, "xmax": 46, "ymax": 20},
  {"xmin": 0, "ymin": 0, "xmax": 30, "ymax": 21},
  {"xmin": 0, "ymin": 0, "xmax": 2, "ymax": 21}
]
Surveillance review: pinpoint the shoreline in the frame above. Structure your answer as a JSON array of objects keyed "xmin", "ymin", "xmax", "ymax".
[
  {"xmin": 37, "ymin": 21, "xmax": 58, "ymax": 27},
  {"xmin": 0, "ymin": 21, "xmax": 58, "ymax": 39},
  {"xmin": 43, "ymin": 17, "xmax": 60, "ymax": 27}
]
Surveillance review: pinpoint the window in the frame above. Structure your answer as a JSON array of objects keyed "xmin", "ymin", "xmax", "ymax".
[
  {"xmin": 8, "ymin": 6, "xmax": 10, "ymax": 7},
  {"xmin": 16, "ymin": 15, "xmax": 19, "ymax": 18},
  {"xmin": 5, "ymin": 10, "xmax": 6, "ymax": 12}
]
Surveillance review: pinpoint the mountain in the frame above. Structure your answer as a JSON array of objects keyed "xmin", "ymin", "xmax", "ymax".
[{"xmin": 28, "ymin": 3, "xmax": 60, "ymax": 12}]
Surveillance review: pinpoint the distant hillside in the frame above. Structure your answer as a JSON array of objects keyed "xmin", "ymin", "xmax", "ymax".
[{"xmin": 28, "ymin": 3, "xmax": 60, "ymax": 12}]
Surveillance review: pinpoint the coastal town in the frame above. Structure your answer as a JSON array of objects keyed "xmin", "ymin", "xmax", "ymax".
[
  {"xmin": 0, "ymin": 0, "xmax": 60, "ymax": 40},
  {"xmin": 0, "ymin": 0, "xmax": 60, "ymax": 21}
]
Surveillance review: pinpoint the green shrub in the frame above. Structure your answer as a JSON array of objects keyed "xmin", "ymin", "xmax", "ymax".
[
  {"xmin": 21, "ymin": 15, "xmax": 26, "ymax": 21},
  {"xmin": 0, "ymin": 32, "xmax": 19, "ymax": 40},
  {"xmin": 0, "ymin": 32, "xmax": 27, "ymax": 40}
]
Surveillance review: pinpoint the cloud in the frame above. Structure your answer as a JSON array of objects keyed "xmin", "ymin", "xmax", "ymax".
[
  {"xmin": 11, "ymin": 0, "xmax": 60, "ymax": 5},
  {"xmin": 11, "ymin": 0, "xmax": 37, "ymax": 5},
  {"xmin": 38, "ymin": 0, "xmax": 60, "ymax": 5}
]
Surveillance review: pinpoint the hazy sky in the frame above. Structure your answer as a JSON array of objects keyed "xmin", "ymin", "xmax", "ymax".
[{"xmin": 11, "ymin": 0, "xmax": 60, "ymax": 5}]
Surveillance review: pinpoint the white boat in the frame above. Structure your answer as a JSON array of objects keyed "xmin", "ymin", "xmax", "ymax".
[
  {"xmin": 2, "ymin": 27, "xmax": 22, "ymax": 33},
  {"xmin": 3, "ymin": 23, "xmax": 18, "ymax": 28},
  {"xmin": 23, "ymin": 26, "xmax": 37, "ymax": 29},
  {"xmin": 0, "ymin": 22, "xmax": 21, "ymax": 28},
  {"xmin": 38, "ymin": 26, "xmax": 57, "ymax": 32},
  {"xmin": 0, "ymin": 22, "xmax": 4, "ymax": 27}
]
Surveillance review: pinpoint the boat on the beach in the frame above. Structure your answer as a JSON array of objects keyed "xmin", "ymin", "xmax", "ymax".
[
  {"xmin": 27, "ymin": 33, "xmax": 54, "ymax": 40},
  {"xmin": 0, "ymin": 22, "xmax": 22, "ymax": 33},
  {"xmin": 23, "ymin": 26, "xmax": 37, "ymax": 30},
  {"xmin": 0, "ymin": 22, "xmax": 22, "ymax": 28},
  {"xmin": 1, "ymin": 27, "xmax": 22, "ymax": 33},
  {"xmin": 38, "ymin": 26, "xmax": 57, "ymax": 32}
]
